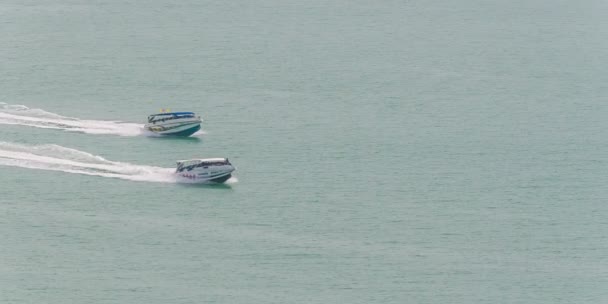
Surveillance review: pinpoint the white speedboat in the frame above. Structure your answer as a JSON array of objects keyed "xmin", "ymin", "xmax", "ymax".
[
  {"xmin": 175, "ymin": 158, "xmax": 235, "ymax": 183},
  {"xmin": 144, "ymin": 112, "xmax": 202, "ymax": 137}
]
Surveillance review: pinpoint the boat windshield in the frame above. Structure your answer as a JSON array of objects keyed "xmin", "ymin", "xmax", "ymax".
[
  {"xmin": 149, "ymin": 113, "xmax": 196, "ymax": 123},
  {"xmin": 176, "ymin": 159, "xmax": 230, "ymax": 173}
]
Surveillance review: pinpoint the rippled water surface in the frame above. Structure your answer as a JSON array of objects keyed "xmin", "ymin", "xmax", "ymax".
[{"xmin": 1, "ymin": 1, "xmax": 608, "ymax": 303}]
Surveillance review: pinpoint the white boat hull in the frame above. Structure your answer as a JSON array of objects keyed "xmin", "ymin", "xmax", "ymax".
[
  {"xmin": 175, "ymin": 158, "xmax": 235, "ymax": 184},
  {"xmin": 176, "ymin": 170, "xmax": 234, "ymax": 183}
]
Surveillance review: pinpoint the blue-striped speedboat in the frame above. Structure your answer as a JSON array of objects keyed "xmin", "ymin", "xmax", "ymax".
[{"xmin": 144, "ymin": 112, "xmax": 202, "ymax": 137}]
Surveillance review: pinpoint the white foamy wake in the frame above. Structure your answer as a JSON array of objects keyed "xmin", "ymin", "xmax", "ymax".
[
  {"xmin": 0, "ymin": 103, "xmax": 143, "ymax": 136},
  {"xmin": 0, "ymin": 142, "xmax": 176, "ymax": 183},
  {"xmin": 225, "ymin": 176, "xmax": 238, "ymax": 184}
]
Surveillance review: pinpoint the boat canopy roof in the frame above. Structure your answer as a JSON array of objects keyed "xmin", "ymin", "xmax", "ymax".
[
  {"xmin": 177, "ymin": 158, "xmax": 228, "ymax": 165},
  {"xmin": 149, "ymin": 112, "xmax": 195, "ymax": 117},
  {"xmin": 148, "ymin": 112, "xmax": 199, "ymax": 123}
]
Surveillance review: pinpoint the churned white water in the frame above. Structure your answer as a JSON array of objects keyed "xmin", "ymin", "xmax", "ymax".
[
  {"xmin": 0, "ymin": 103, "xmax": 144, "ymax": 136},
  {"xmin": 0, "ymin": 142, "xmax": 175, "ymax": 182}
]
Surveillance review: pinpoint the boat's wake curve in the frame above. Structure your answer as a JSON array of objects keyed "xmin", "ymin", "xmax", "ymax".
[
  {"xmin": 0, "ymin": 103, "xmax": 143, "ymax": 136},
  {"xmin": 0, "ymin": 142, "xmax": 176, "ymax": 183}
]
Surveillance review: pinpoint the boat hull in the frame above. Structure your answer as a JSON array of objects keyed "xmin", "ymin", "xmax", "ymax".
[
  {"xmin": 210, "ymin": 173, "xmax": 232, "ymax": 183},
  {"xmin": 145, "ymin": 123, "xmax": 201, "ymax": 137},
  {"xmin": 177, "ymin": 172, "xmax": 233, "ymax": 184}
]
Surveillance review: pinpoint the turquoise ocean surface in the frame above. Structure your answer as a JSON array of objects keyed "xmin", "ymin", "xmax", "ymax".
[{"xmin": 1, "ymin": 1, "xmax": 607, "ymax": 303}]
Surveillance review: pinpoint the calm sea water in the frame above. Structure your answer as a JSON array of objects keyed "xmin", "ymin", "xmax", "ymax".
[{"xmin": 1, "ymin": 1, "xmax": 608, "ymax": 303}]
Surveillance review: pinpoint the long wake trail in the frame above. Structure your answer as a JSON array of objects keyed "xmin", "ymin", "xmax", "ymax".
[
  {"xmin": 0, "ymin": 142, "xmax": 176, "ymax": 183},
  {"xmin": 0, "ymin": 103, "xmax": 143, "ymax": 136}
]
